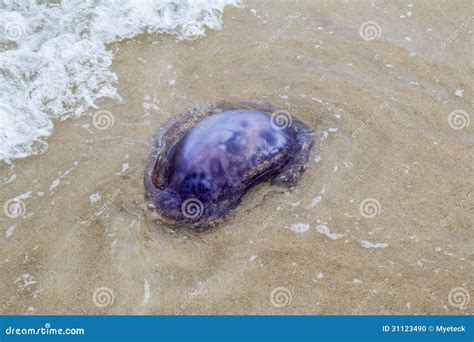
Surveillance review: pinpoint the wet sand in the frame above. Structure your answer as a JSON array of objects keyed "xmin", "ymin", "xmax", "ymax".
[{"xmin": 0, "ymin": 0, "xmax": 472, "ymax": 315}]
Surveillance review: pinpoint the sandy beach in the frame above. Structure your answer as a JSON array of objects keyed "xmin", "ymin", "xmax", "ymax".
[{"xmin": 0, "ymin": 0, "xmax": 472, "ymax": 315}]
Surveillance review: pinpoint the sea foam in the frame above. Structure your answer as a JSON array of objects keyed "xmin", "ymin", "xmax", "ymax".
[{"xmin": 0, "ymin": 0, "xmax": 239, "ymax": 162}]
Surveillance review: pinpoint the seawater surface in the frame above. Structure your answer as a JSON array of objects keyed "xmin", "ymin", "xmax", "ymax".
[{"xmin": 0, "ymin": 0, "xmax": 239, "ymax": 162}]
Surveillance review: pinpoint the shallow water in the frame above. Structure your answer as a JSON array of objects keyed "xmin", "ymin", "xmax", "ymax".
[{"xmin": 1, "ymin": 0, "xmax": 472, "ymax": 315}]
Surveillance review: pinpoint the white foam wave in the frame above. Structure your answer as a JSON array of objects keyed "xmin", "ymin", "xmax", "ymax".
[{"xmin": 0, "ymin": 0, "xmax": 239, "ymax": 162}]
